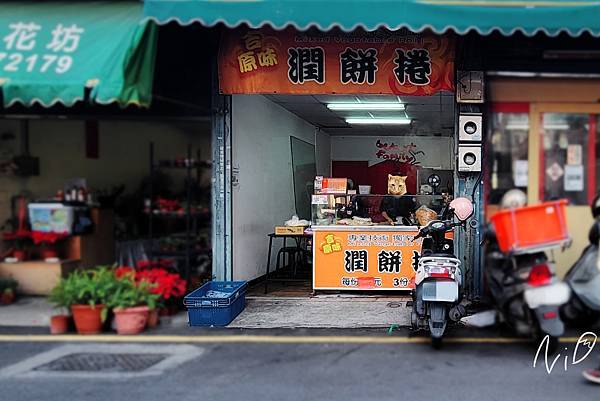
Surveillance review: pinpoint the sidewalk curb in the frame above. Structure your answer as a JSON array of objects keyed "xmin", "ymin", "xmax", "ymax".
[{"xmin": 0, "ymin": 334, "xmax": 592, "ymax": 344}]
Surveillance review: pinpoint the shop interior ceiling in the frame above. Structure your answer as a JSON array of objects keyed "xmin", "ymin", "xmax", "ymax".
[{"xmin": 266, "ymin": 93, "xmax": 455, "ymax": 137}]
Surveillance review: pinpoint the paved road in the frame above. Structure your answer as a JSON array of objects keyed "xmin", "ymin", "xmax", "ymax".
[{"xmin": 0, "ymin": 333, "xmax": 598, "ymax": 401}]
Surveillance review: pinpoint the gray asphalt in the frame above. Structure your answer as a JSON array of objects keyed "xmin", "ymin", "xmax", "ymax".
[{"xmin": 0, "ymin": 336, "xmax": 598, "ymax": 401}]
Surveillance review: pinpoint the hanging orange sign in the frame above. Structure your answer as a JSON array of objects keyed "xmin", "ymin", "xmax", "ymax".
[
  {"xmin": 218, "ymin": 27, "xmax": 455, "ymax": 95},
  {"xmin": 312, "ymin": 229, "xmax": 422, "ymax": 291}
]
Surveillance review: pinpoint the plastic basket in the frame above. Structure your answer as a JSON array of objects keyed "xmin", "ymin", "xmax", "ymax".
[
  {"xmin": 490, "ymin": 200, "xmax": 570, "ymax": 253},
  {"xmin": 184, "ymin": 281, "xmax": 247, "ymax": 327}
]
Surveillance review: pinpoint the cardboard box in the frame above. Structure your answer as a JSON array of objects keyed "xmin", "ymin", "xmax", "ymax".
[{"xmin": 275, "ymin": 226, "xmax": 307, "ymax": 235}]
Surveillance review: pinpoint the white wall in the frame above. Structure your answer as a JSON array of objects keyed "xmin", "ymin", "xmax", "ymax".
[
  {"xmin": 232, "ymin": 95, "xmax": 316, "ymax": 281},
  {"xmin": 315, "ymin": 130, "xmax": 331, "ymax": 176},
  {"xmin": 0, "ymin": 119, "xmax": 210, "ymax": 227}
]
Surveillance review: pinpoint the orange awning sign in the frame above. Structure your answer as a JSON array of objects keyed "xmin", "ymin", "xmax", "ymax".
[{"xmin": 219, "ymin": 27, "xmax": 455, "ymax": 96}]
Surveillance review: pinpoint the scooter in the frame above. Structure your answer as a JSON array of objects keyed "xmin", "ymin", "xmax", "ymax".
[
  {"xmin": 411, "ymin": 197, "xmax": 472, "ymax": 348},
  {"xmin": 485, "ymin": 226, "xmax": 570, "ymax": 349},
  {"xmin": 561, "ymin": 217, "xmax": 600, "ymax": 327}
]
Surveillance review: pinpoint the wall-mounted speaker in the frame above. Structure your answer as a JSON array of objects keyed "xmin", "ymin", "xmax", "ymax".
[
  {"xmin": 458, "ymin": 145, "xmax": 481, "ymax": 172},
  {"xmin": 459, "ymin": 113, "xmax": 482, "ymax": 142}
]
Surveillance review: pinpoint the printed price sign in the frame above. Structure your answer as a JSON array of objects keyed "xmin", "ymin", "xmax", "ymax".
[{"xmin": 313, "ymin": 229, "xmax": 422, "ymax": 290}]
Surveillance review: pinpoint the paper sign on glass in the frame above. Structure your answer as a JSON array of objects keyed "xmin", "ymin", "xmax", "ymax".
[
  {"xmin": 513, "ymin": 160, "xmax": 529, "ymax": 187},
  {"xmin": 567, "ymin": 145, "xmax": 583, "ymax": 165},
  {"xmin": 564, "ymin": 165, "xmax": 584, "ymax": 192}
]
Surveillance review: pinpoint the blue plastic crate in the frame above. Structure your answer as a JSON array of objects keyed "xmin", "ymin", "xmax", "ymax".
[{"xmin": 184, "ymin": 281, "xmax": 247, "ymax": 327}]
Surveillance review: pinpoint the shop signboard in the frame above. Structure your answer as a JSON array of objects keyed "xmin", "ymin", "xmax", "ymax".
[
  {"xmin": 0, "ymin": 2, "xmax": 156, "ymax": 107},
  {"xmin": 219, "ymin": 27, "xmax": 454, "ymax": 95},
  {"xmin": 313, "ymin": 229, "xmax": 421, "ymax": 290}
]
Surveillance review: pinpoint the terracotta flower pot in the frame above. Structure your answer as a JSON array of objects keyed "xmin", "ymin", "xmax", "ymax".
[
  {"xmin": 41, "ymin": 249, "xmax": 58, "ymax": 260},
  {"xmin": 113, "ymin": 306, "xmax": 150, "ymax": 335},
  {"xmin": 0, "ymin": 289, "xmax": 15, "ymax": 305},
  {"xmin": 12, "ymin": 250, "xmax": 26, "ymax": 262},
  {"xmin": 71, "ymin": 304, "xmax": 105, "ymax": 334},
  {"xmin": 146, "ymin": 309, "xmax": 160, "ymax": 329},
  {"xmin": 49, "ymin": 315, "xmax": 70, "ymax": 334},
  {"xmin": 159, "ymin": 302, "xmax": 179, "ymax": 316}
]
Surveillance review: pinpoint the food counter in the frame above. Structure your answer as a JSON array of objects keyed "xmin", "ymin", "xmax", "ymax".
[
  {"xmin": 312, "ymin": 225, "xmax": 423, "ymax": 291},
  {"xmin": 310, "ymin": 190, "xmax": 451, "ymax": 291}
]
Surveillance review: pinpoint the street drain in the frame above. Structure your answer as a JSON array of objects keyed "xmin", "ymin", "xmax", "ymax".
[
  {"xmin": 33, "ymin": 353, "xmax": 168, "ymax": 373},
  {"xmin": 0, "ymin": 344, "xmax": 204, "ymax": 378}
]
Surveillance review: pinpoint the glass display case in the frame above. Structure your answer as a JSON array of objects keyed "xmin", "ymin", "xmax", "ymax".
[{"xmin": 311, "ymin": 194, "xmax": 450, "ymax": 226}]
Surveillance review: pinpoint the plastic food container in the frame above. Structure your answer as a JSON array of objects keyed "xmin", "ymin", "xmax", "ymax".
[
  {"xmin": 358, "ymin": 185, "xmax": 371, "ymax": 194},
  {"xmin": 490, "ymin": 200, "xmax": 570, "ymax": 253},
  {"xmin": 28, "ymin": 203, "xmax": 76, "ymax": 234}
]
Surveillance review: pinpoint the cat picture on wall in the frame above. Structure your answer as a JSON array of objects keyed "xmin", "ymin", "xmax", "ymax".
[
  {"xmin": 382, "ymin": 174, "xmax": 416, "ymax": 225},
  {"xmin": 387, "ymin": 174, "xmax": 407, "ymax": 196}
]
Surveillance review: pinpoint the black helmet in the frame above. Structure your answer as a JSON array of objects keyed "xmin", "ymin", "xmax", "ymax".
[{"xmin": 592, "ymin": 193, "xmax": 600, "ymax": 219}]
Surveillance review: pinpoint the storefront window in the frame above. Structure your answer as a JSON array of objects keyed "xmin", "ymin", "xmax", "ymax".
[
  {"xmin": 311, "ymin": 194, "xmax": 449, "ymax": 226},
  {"xmin": 541, "ymin": 113, "xmax": 589, "ymax": 205},
  {"xmin": 489, "ymin": 111, "xmax": 529, "ymax": 204}
]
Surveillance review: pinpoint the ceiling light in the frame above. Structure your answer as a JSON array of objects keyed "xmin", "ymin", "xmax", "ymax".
[
  {"xmin": 328, "ymin": 102, "xmax": 405, "ymax": 111},
  {"xmin": 505, "ymin": 124, "xmax": 529, "ymax": 130},
  {"xmin": 543, "ymin": 123, "xmax": 570, "ymax": 130},
  {"xmin": 346, "ymin": 117, "xmax": 411, "ymax": 125}
]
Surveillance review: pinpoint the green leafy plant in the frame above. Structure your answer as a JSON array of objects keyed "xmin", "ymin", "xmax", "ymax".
[
  {"xmin": 49, "ymin": 266, "xmax": 119, "ymax": 320},
  {"xmin": 107, "ymin": 275, "xmax": 160, "ymax": 311},
  {"xmin": 0, "ymin": 277, "xmax": 18, "ymax": 293},
  {"xmin": 48, "ymin": 279, "xmax": 72, "ymax": 312}
]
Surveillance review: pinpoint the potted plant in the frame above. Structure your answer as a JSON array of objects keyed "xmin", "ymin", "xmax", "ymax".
[
  {"xmin": 56, "ymin": 266, "xmax": 117, "ymax": 334},
  {"xmin": 0, "ymin": 277, "xmax": 18, "ymax": 305},
  {"xmin": 116, "ymin": 263, "xmax": 186, "ymax": 325},
  {"xmin": 108, "ymin": 273, "xmax": 159, "ymax": 335},
  {"xmin": 2, "ymin": 229, "xmax": 31, "ymax": 262},
  {"xmin": 47, "ymin": 278, "xmax": 73, "ymax": 334},
  {"xmin": 31, "ymin": 231, "xmax": 67, "ymax": 261}
]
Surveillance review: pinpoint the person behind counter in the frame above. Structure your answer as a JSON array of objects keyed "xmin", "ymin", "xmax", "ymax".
[{"xmin": 381, "ymin": 174, "xmax": 417, "ymax": 225}]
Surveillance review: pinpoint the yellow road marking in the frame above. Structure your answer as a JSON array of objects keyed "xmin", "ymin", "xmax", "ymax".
[{"xmin": 0, "ymin": 334, "xmax": 592, "ymax": 344}]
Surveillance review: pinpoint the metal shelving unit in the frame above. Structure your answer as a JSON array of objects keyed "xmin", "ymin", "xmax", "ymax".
[{"xmin": 148, "ymin": 142, "xmax": 211, "ymax": 281}]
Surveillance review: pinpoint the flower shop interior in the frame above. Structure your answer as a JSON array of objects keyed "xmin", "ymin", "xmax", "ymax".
[{"xmin": 0, "ymin": 23, "xmax": 216, "ymax": 324}]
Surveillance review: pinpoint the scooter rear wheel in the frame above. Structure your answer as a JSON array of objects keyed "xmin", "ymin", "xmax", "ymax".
[
  {"xmin": 560, "ymin": 298, "xmax": 600, "ymax": 328},
  {"xmin": 431, "ymin": 336, "xmax": 443, "ymax": 350}
]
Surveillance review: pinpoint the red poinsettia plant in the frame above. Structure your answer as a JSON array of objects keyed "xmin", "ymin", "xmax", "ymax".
[
  {"xmin": 30, "ymin": 231, "xmax": 68, "ymax": 245},
  {"xmin": 3, "ymin": 229, "xmax": 32, "ymax": 259},
  {"xmin": 115, "ymin": 263, "xmax": 186, "ymax": 302}
]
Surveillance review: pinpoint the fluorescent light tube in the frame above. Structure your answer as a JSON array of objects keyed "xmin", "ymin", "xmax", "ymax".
[
  {"xmin": 327, "ymin": 103, "xmax": 405, "ymax": 111},
  {"xmin": 346, "ymin": 117, "xmax": 411, "ymax": 125},
  {"xmin": 543, "ymin": 123, "xmax": 570, "ymax": 130},
  {"xmin": 505, "ymin": 124, "xmax": 529, "ymax": 130}
]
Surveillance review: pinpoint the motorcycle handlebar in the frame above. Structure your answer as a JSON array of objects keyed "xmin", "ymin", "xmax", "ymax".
[{"xmin": 413, "ymin": 221, "xmax": 463, "ymax": 240}]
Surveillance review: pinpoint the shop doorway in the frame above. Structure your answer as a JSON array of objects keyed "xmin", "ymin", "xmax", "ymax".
[
  {"xmin": 531, "ymin": 103, "xmax": 600, "ymax": 275},
  {"xmin": 233, "ymin": 93, "xmax": 456, "ymax": 295}
]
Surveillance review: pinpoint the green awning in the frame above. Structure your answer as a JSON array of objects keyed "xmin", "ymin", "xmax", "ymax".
[
  {"xmin": 144, "ymin": 0, "xmax": 600, "ymax": 37},
  {"xmin": 0, "ymin": 1, "xmax": 158, "ymax": 108}
]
